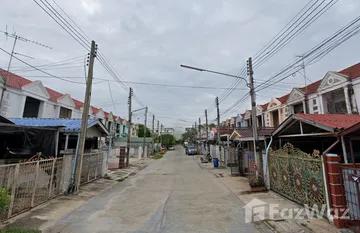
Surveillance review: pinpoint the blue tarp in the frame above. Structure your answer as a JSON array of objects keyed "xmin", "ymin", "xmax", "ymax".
[{"xmin": 9, "ymin": 118, "xmax": 103, "ymax": 133}]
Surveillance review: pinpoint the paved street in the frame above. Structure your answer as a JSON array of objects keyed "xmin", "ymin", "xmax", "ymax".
[{"xmin": 47, "ymin": 147, "xmax": 262, "ymax": 233}]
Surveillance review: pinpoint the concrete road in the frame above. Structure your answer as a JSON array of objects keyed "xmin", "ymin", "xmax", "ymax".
[{"xmin": 48, "ymin": 147, "xmax": 262, "ymax": 233}]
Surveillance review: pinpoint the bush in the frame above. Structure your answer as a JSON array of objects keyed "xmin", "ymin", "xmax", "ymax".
[{"xmin": 0, "ymin": 188, "xmax": 10, "ymax": 212}]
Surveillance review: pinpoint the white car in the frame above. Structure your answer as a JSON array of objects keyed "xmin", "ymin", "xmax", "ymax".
[{"xmin": 168, "ymin": 146, "xmax": 174, "ymax": 150}]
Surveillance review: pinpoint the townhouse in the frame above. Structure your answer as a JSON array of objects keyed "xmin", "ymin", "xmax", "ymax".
[
  {"xmin": 241, "ymin": 62, "xmax": 360, "ymax": 127},
  {"xmin": 0, "ymin": 68, "xmax": 131, "ymax": 138}
]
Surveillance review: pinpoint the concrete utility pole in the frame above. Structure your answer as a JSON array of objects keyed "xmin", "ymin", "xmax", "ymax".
[
  {"xmin": 198, "ymin": 117, "xmax": 201, "ymax": 138},
  {"xmin": 143, "ymin": 106, "xmax": 148, "ymax": 157},
  {"xmin": 151, "ymin": 114, "xmax": 155, "ymax": 155},
  {"xmin": 205, "ymin": 109, "xmax": 209, "ymax": 153},
  {"xmin": 75, "ymin": 40, "xmax": 97, "ymax": 191},
  {"xmin": 160, "ymin": 124, "xmax": 163, "ymax": 146},
  {"xmin": 215, "ymin": 97, "xmax": 221, "ymax": 155},
  {"xmin": 247, "ymin": 57, "xmax": 259, "ymax": 177},
  {"xmin": 126, "ymin": 87, "xmax": 133, "ymax": 167}
]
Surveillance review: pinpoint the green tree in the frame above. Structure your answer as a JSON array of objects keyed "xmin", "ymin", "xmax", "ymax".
[
  {"xmin": 137, "ymin": 124, "xmax": 151, "ymax": 137},
  {"xmin": 181, "ymin": 128, "xmax": 197, "ymax": 142},
  {"xmin": 209, "ymin": 123, "xmax": 216, "ymax": 128},
  {"xmin": 156, "ymin": 134, "xmax": 175, "ymax": 147}
]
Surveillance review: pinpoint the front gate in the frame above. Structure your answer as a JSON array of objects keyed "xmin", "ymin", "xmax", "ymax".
[{"xmin": 268, "ymin": 143, "xmax": 326, "ymax": 208}]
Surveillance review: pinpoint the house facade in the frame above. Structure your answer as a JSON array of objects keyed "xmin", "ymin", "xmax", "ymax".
[
  {"xmin": 241, "ymin": 62, "xmax": 360, "ymax": 128},
  {"xmin": 0, "ymin": 68, "xmax": 128, "ymax": 139}
]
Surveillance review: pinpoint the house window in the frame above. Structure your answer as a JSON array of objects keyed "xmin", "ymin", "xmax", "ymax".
[
  {"xmin": 313, "ymin": 99, "xmax": 317, "ymax": 105},
  {"xmin": 313, "ymin": 106, "xmax": 318, "ymax": 111},
  {"xmin": 23, "ymin": 97, "xmax": 40, "ymax": 118},
  {"xmin": 59, "ymin": 107, "xmax": 72, "ymax": 118},
  {"xmin": 293, "ymin": 103, "xmax": 304, "ymax": 113},
  {"xmin": 324, "ymin": 89, "xmax": 347, "ymax": 114},
  {"xmin": 314, "ymin": 111, "xmax": 318, "ymax": 114}
]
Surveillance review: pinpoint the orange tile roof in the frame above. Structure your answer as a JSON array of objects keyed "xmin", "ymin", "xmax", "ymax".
[
  {"xmin": 45, "ymin": 87, "xmax": 64, "ymax": 102},
  {"xmin": 277, "ymin": 94, "xmax": 289, "ymax": 104}
]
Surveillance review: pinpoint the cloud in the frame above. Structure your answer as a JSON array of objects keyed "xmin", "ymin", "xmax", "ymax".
[{"xmin": 0, "ymin": 0, "xmax": 359, "ymax": 132}]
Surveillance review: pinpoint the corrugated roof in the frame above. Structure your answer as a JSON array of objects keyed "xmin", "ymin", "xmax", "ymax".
[
  {"xmin": 294, "ymin": 114, "xmax": 360, "ymax": 130},
  {"xmin": 10, "ymin": 118, "xmax": 101, "ymax": 132}
]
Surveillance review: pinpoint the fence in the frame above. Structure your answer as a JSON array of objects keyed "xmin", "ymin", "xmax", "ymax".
[
  {"xmin": 341, "ymin": 166, "xmax": 360, "ymax": 232},
  {"xmin": 80, "ymin": 152, "xmax": 106, "ymax": 185},
  {"xmin": 0, "ymin": 158, "xmax": 65, "ymax": 220}
]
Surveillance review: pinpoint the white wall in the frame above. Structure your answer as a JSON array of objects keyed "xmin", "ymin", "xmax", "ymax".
[
  {"xmin": 43, "ymin": 102, "xmax": 58, "ymax": 118},
  {"xmin": 71, "ymin": 109, "xmax": 82, "ymax": 118},
  {"xmin": 0, "ymin": 90, "xmax": 24, "ymax": 118}
]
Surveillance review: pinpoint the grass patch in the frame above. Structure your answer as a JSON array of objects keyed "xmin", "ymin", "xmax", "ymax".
[
  {"xmin": 152, "ymin": 151, "xmax": 166, "ymax": 159},
  {"xmin": 116, "ymin": 176, "xmax": 128, "ymax": 182},
  {"xmin": 0, "ymin": 227, "xmax": 41, "ymax": 233}
]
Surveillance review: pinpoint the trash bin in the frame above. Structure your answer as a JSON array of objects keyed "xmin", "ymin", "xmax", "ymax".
[{"xmin": 213, "ymin": 158, "xmax": 219, "ymax": 168}]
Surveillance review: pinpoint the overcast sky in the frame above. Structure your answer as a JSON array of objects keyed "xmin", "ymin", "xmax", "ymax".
[{"xmin": 1, "ymin": 0, "xmax": 360, "ymax": 132}]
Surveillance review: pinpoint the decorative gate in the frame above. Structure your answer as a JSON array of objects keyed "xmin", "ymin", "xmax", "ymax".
[{"xmin": 268, "ymin": 143, "xmax": 326, "ymax": 207}]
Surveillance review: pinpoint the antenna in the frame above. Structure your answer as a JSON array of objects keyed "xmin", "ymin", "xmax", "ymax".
[{"xmin": 13, "ymin": 52, "xmax": 35, "ymax": 60}]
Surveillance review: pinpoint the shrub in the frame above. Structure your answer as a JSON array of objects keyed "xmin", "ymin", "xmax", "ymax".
[{"xmin": 0, "ymin": 188, "xmax": 10, "ymax": 212}]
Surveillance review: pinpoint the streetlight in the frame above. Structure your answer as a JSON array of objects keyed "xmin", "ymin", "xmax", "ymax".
[
  {"xmin": 180, "ymin": 60, "xmax": 260, "ymax": 177},
  {"xmin": 180, "ymin": 64, "xmax": 250, "ymax": 87}
]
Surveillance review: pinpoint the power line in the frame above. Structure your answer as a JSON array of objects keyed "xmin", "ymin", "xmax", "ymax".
[{"xmin": 0, "ymin": 48, "xmax": 97, "ymax": 84}]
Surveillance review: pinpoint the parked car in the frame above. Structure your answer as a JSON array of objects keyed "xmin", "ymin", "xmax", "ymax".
[
  {"xmin": 168, "ymin": 146, "xmax": 174, "ymax": 150},
  {"xmin": 186, "ymin": 146, "xmax": 196, "ymax": 155}
]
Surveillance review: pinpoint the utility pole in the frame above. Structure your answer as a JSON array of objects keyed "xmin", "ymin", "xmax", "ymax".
[
  {"xmin": 205, "ymin": 109, "xmax": 209, "ymax": 153},
  {"xmin": 160, "ymin": 124, "xmax": 163, "ymax": 146},
  {"xmin": 126, "ymin": 87, "xmax": 133, "ymax": 167},
  {"xmin": 247, "ymin": 57, "xmax": 259, "ymax": 177},
  {"xmin": 198, "ymin": 117, "xmax": 201, "ymax": 138},
  {"xmin": 75, "ymin": 40, "xmax": 97, "ymax": 191},
  {"xmin": 195, "ymin": 121, "xmax": 197, "ymax": 143},
  {"xmin": 151, "ymin": 114, "xmax": 155, "ymax": 155},
  {"xmin": 143, "ymin": 106, "xmax": 148, "ymax": 157},
  {"xmin": 215, "ymin": 97, "xmax": 221, "ymax": 157}
]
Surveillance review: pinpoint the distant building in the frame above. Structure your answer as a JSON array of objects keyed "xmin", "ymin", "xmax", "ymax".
[{"xmin": 163, "ymin": 127, "xmax": 175, "ymax": 135}]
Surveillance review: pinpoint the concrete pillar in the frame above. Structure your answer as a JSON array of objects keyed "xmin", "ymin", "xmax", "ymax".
[
  {"xmin": 325, "ymin": 154, "xmax": 346, "ymax": 228},
  {"xmin": 318, "ymin": 95, "xmax": 324, "ymax": 114},
  {"xmin": 19, "ymin": 95, "xmax": 27, "ymax": 117},
  {"xmin": 302, "ymin": 100, "xmax": 307, "ymax": 114},
  {"xmin": 343, "ymin": 86, "xmax": 352, "ymax": 114}
]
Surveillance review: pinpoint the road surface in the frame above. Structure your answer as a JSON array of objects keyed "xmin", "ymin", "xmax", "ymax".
[{"xmin": 48, "ymin": 147, "xmax": 262, "ymax": 233}]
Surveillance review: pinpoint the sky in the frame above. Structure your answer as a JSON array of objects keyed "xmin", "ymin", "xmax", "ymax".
[{"xmin": 0, "ymin": 0, "xmax": 360, "ymax": 133}]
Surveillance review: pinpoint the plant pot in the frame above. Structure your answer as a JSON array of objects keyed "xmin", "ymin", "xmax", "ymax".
[{"xmin": 250, "ymin": 186, "xmax": 267, "ymax": 192}]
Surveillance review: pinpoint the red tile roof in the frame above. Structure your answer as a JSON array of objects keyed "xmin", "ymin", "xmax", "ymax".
[
  {"xmin": 91, "ymin": 106, "xmax": 100, "ymax": 114},
  {"xmin": 338, "ymin": 62, "xmax": 360, "ymax": 80},
  {"xmin": 277, "ymin": 94, "xmax": 289, "ymax": 104},
  {"xmin": 0, "ymin": 68, "xmax": 32, "ymax": 89},
  {"xmin": 260, "ymin": 103, "xmax": 269, "ymax": 111},
  {"xmin": 72, "ymin": 99, "xmax": 83, "ymax": 109},
  {"xmin": 0, "ymin": 68, "xmax": 127, "ymax": 120},
  {"xmin": 104, "ymin": 112, "xmax": 109, "ymax": 118},
  {"xmin": 240, "ymin": 113, "xmax": 245, "ymax": 118},
  {"xmin": 295, "ymin": 114, "xmax": 360, "ymax": 130},
  {"xmin": 45, "ymin": 87, "xmax": 64, "ymax": 102},
  {"xmin": 299, "ymin": 80, "xmax": 322, "ymax": 95}
]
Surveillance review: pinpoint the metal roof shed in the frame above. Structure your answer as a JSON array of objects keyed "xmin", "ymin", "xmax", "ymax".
[
  {"xmin": 10, "ymin": 118, "xmax": 109, "ymax": 155},
  {"xmin": 10, "ymin": 118, "xmax": 109, "ymax": 136}
]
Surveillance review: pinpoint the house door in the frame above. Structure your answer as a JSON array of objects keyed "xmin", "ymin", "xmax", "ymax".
[{"xmin": 268, "ymin": 143, "xmax": 326, "ymax": 208}]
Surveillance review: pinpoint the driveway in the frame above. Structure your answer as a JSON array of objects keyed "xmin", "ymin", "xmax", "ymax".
[{"xmin": 47, "ymin": 147, "xmax": 263, "ymax": 233}]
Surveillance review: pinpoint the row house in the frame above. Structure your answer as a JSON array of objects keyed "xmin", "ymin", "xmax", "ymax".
[
  {"xmin": 241, "ymin": 62, "xmax": 360, "ymax": 128},
  {"xmin": 0, "ymin": 68, "xmax": 129, "ymax": 138}
]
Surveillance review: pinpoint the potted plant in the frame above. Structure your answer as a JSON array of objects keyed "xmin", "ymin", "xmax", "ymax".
[{"xmin": 248, "ymin": 175, "xmax": 266, "ymax": 192}]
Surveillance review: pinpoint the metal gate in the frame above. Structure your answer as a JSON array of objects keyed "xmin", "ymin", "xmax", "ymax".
[
  {"xmin": 341, "ymin": 166, "xmax": 360, "ymax": 232},
  {"xmin": 268, "ymin": 143, "xmax": 326, "ymax": 207}
]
